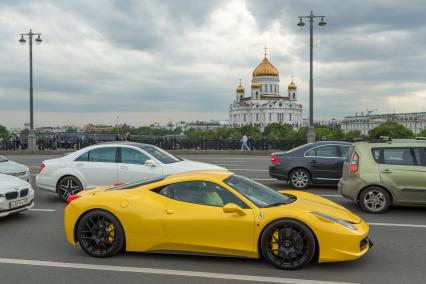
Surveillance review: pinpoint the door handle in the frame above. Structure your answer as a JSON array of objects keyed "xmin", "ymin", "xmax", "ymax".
[
  {"xmin": 382, "ymin": 169, "xmax": 392, "ymax": 174},
  {"xmin": 311, "ymin": 160, "xmax": 317, "ymax": 164},
  {"xmin": 75, "ymin": 163, "xmax": 84, "ymax": 167},
  {"xmin": 165, "ymin": 209, "xmax": 174, "ymax": 215},
  {"xmin": 120, "ymin": 166, "xmax": 128, "ymax": 170}
]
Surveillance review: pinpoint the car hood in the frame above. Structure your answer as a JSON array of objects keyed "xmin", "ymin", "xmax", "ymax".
[
  {"xmin": 164, "ymin": 159, "xmax": 226, "ymax": 173},
  {"xmin": 0, "ymin": 173, "xmax": 30, "ymax": 191},
  {"xmin": 279, "ymin": 190, "xmax": 361, "ymax": 224},
  {"xmin": 0, "ymin": 160, "xmax": 28, "ymax": 174}
]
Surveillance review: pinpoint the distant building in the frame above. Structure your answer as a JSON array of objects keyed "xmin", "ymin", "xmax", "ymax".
[
  {"xmin": 84, "ymin": 124, "xmax": 114, "ymax": 133},
  {"xmin": 229, "ymin": 49, "xmax": 303, "ymax": 130},
  {"xmin": 341, "ymin": 112, "xmax": 426, "ymax": 135},
  {"xmin": 175, "ymin": 120, "xmax": 227, "ymax": 132}
]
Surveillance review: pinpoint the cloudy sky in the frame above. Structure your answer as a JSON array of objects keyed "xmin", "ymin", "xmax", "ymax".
[{"xmin": 0, "ymin": 0, "xmax": 425, "ymax": 128}]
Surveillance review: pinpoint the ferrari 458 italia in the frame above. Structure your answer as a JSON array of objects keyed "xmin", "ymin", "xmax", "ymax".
[{"xmin": 64, "ymin": 170, "xmax": 372, "ymax": 270}]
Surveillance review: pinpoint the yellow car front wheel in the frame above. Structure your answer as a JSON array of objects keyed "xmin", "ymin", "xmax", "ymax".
[
  {"xmin": 76, "ymin": 210, "xmax": 125, "ymax": 258},
  {"xmin": 260, "ymin": 219, "xmax": 316, "ymax": 270}
]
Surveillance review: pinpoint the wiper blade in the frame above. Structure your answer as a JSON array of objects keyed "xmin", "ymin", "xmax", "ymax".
[{"xmin": 266, "ymin": 201, "xmax": 288, "ymax": 207}]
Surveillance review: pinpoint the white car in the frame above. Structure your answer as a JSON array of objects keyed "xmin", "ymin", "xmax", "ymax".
[
  {"xmin": 0, "ymin": 156, "xmax": 31, "ymax": 182},
  {"xmin": 36, "ymin": 142, "xmax": 226, "ymax": 201},
  {"xmin": 0, "ymin": 173, "xmax": 35, "ymax": 217}
]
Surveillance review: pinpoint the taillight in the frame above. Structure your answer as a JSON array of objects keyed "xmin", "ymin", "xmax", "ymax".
[
  {"xmin": 271, "ymin": 154, "xmax": 280, "ymax": 165},
  {"xmin": 113, "ymin": 182, "xmax": 125, "ymax": 187},
  {"xmin": 37, "ymin": 163, "xmax": 45, "ymax": 174},
  {"xmin": 66, "ymin": 195, "xmax": 81, "ymax": 203},
  {"xmin": 350, "ymin": 152, "xmax": 359, "ymax": 173}
]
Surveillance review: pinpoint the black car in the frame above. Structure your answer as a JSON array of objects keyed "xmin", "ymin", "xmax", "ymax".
[{"xmin": 269, "ymin": 141, "xmax": 352, "ymax": 189}]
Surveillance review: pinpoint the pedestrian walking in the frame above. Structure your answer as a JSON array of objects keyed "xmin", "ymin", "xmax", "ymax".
[{"xmin": 240, "ymin": 134, "xmax": 249, "ymax": 151}]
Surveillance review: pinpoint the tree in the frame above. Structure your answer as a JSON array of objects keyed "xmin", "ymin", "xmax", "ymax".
[
  {"xmin": 0, "ymin": 124, "xmax": 9, "ymax": 139},
  {"xmin": 368, "ymin": 121, "xmax": 414, "ymax": 139},
  {"xmin": 417, "ymin": 128, "xmax": 426, "ymax": 137},
  {"xmin": 263, "ymin": 123, "xmax": 296, "ymax": 139},
  {"xmin": 345, "ymin": 130, "xmax": 362, "ymax": 141}
]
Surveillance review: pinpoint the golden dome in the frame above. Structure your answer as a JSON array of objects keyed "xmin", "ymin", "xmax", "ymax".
[
  {"xmin": 236, "ymin": 80, "xmax": 245, "ymax": 93},
  {"xmin": 288, "ymin": 80, "xmax": 297, "ymax": 90},
  {"xmin": 251, "ymin": 78, "xmax": 261, "ymax": 88},
  {"xmin": 252, "ymin": 56, "xmax": 279, "ymax": 77}
]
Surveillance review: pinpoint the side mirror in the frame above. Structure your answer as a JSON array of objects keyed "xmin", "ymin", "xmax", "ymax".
[
  {"xmin": 223, "ymin": 203, "xmax": 246, "ymax": 216},
  {"xmin": 144, "ymin": 159, "xmax": 156, "ymax": 167}
]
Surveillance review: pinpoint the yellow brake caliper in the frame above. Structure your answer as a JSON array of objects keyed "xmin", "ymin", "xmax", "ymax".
[
  {"xmin": 106, "ymin": 224, "xmax": 115, "ymax": 244},
  {"xmin": 271, "ymin": 230, "xmax": 279, "ymax": 255}
]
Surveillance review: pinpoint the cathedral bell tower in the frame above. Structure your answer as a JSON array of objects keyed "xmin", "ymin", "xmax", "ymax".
[{"xmin": 288, "ymin": 75, "xmax": 297, "ymax": 101}]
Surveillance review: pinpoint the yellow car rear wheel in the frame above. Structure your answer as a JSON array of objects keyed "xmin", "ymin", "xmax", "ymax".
[
  {"xmin": 260, "ymin": 219, "xmax": 315, "ymax": 270},
  {"xmin": 76, "ymin": 210, "xmax": 125, "ymax": 258}
]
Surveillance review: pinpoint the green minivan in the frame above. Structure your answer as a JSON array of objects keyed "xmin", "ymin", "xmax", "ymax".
[{"xmin": 338, "ymin": 139, "xmax": 426, "ymax": 213}]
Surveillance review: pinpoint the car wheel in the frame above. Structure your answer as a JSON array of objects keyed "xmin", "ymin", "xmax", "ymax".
[
  {"xmin": 359, "ymin": 186, "xmax": 390, "ymax": 214},
  {"xmin": 260, "ymin": 219, "xmax": 316, "ymax": 270},
  {"xmin": 57, "ymin": 176, "xmax": 83, "ymax": 202},
  {"xmin": 76, "ymin": 210, "xmax": 125, "ymax": 258},
  {"xmin": 289, "ymin": 169, "xmax": 310, "ymax": 189}
]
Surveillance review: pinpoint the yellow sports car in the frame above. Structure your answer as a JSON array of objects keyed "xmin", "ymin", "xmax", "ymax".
[{"xmin": 64, "ymin": 170, "xmax": 372, "ymax": 270}]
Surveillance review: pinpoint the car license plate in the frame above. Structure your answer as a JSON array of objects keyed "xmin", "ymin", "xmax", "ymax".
[{"xmin": 9, "ymin": 198, "xmax": 28, "ymax": 209}]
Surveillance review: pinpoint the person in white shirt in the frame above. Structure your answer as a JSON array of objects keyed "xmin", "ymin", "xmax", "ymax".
[{"xmin": 240, "ymin": 134, "xmax": 249, "ymax": 151}]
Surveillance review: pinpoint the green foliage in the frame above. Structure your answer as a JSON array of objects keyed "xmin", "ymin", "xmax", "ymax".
[
  {"xmin": 368, "ymin": 121, "xmax": 414, "ymax": 139},
  {"xmin": 345, "ymin": 130, "xmax": 362, "ymax": 141},
  {"xmin": 263, "ymin": 123, "xmax": 296, "ymax": 139},
  {"xmin": 417, "ymin": 128, "xmax": 426, "ymax": 137},
  {"xmin": 0, "ymin": 124, "xmax": 9, "ymax": 139}
]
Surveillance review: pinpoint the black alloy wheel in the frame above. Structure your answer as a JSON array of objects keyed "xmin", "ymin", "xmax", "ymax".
[
  {"xmin": 359, "ymin": 186, "xmax": 391, "ymax": 214},
  {"xmin": 261, "ymin": 219, "xmax": 316, "ymax": 270},
  {"xmin": 57, "ymin": 176, "xmax": 83, "ymax": 202},
  {"xmin": 289, "ymin": 169, "xmax": 310, "ymax": 189},
  {"xmin": 76, "ymin": 210, "xmax": 125, "ymax": 258}
]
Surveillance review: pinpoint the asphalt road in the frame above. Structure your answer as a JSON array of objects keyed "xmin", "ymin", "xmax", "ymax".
[{"xmin": 1, "ymin": 154, "xmax": 425, "ymax": 284}]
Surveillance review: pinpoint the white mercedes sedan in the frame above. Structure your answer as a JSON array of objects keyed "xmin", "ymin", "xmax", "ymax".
[
  {"xmin": 36, "ymin": 142, "xmax": 226, "ymax": 201},
  {"xmin": 0, "ymin": 156, "xmax": 31, "ymax": 182},
  {"xmin": 0, "ymin": 173, "xmax": 35, "ymax": 217}
]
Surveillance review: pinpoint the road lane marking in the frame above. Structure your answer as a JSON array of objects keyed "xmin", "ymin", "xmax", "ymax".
[
  {"xmin": 252, "ymin": 178, "xmax": 279, "ymax": 181},
  {"xmin": 29, "ymin": 209, "xmax": 56, "ymax": 212},
  {"xmin": 369, "ymin": 223, "xmax": 426, "ymax": 228},
  {"xmin": 0, "ymin": 257, "xmax": 357, "ymax": 284},
  {"xmin": 228, "ymin": 169, "xmax": 268, "ymax": 172},
  {"xmin": 318, "ymin": 195, "xmax": 343, "ymax": 198}
]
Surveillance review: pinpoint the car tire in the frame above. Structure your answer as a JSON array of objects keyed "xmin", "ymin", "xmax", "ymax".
[
  {"xmin": 289, "ymin": 169, "xmax": 311, "ymax": 189},
  {"xmin": 76, "ymin": 210, "xmax": 125, "ymax": 258},
  {"xmin": 57, "ymin": 176, "xmax": 83, "ymax": 202},
  {"xmin": 359, "ymin": 186, "xmax": 391, "ymax": 214},
  {"xmin": 260, "ymin": 219, "xmax": 316, "ymax": 270}
]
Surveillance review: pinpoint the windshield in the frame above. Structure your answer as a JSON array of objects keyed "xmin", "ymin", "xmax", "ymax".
[
  {"xmin": 224, "ymin": 175, "xmax": 294, "ymax": 208},
  {"xmin": 0, "ymin": 156, "xmax": 8, "ymax": 162},
  {"xmin": 138, "ymin": 145, "xmax": 181, "ymax": 164}
]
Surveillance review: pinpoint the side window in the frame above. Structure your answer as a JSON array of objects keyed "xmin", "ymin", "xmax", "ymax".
[
  {"xmin": 121, "ymin": 147, "xmax": 150, "ymax": 165},
  {"xmin": 382, "ymin": 148, "xmax": 417, "ymax": 166},
  {"xmin": 88, "ymin": 147, "xmax": 117, "ymax": 163},
  {"xmin": 306, "ymin": 145, "xmax": 339, "ymax": 158},
  {"xmin": 339, "ymin": 145, "xmax": 350, "ymax": 159},
  {"xmin": 75, "ymin": 151, "xmax": 89, "ymax": 161},
  {"xmin": 157, "ymin": 181, "xmax": 248, "ymax": 208}
]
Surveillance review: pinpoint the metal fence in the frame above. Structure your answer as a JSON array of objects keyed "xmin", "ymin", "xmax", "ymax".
[{"xmin": 0, "ymin": 133, "xmax": 308, "ymax": 151}]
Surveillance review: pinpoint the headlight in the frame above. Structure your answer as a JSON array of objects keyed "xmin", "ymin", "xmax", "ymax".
[{"xmin": 311, "ymin": 211, "xmax": 358, "ymax": 231}]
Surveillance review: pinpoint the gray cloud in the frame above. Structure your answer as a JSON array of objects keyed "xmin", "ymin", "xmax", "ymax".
[{"xmin": 0, "ymin": 0, "xmax": 425, "ymax": 128}]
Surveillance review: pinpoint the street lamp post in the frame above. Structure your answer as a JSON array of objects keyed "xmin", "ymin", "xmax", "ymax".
[
  {"xmin": 297, "ymin": 11, "xmax": 326, "ymax": 143},
  {"xmin": 19, "ymin": 29, "xmax": 42, "ymax": 151}
]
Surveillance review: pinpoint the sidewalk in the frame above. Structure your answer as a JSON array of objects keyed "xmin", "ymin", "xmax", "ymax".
[{"xmin": 0, "ymin": 149, "xmax": 274, "ymax": 156}]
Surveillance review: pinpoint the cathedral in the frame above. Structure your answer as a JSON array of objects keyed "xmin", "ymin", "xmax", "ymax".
[{"xmin": 229, "ymin": 50, "xmax": 303, "ymax": 130}]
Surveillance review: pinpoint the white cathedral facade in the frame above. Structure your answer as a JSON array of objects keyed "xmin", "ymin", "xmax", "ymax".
[{"xmin": 229, "ymin": 51, "xmax": 303, "ymax": 130}]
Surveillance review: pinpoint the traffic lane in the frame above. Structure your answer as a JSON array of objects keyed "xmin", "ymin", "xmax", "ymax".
[
  {"xmin": 0, "ymin": 263, "xmax": 269, "ymax": 284},
  {"xmin": 0, "ymin": 207, "xmax": 425, "ymax": 284}
]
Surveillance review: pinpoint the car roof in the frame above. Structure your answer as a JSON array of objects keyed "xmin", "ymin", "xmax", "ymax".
[
  {"xmin": 161, "ymin": 170, "xmax": 233, "ymax": 183},
  {"xmin": 354, "ymin": 140, "xmax": 426, "ymax": 148},
  {"xmin": 99, "ymin": 141, "xmax": 151, "ymax": 147}
]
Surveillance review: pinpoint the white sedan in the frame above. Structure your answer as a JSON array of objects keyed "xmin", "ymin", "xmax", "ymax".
[
  {"xmin": 36, "ymin": 142, "xmax": 226, "ymax": 201},
  {"xmin": 0, "ymin": 155, "xmax": 31, "ymax": 182},
  {"xmin": 0, "ymin": 173, "xmax": 35, "ymax": 217}
]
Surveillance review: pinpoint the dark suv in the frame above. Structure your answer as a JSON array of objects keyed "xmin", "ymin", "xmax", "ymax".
[{"xmin": 269, "ymin": 141, "xmax": 351, "ymax": 189}]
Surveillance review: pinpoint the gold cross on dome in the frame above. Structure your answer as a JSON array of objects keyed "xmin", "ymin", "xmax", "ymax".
[{"xmin": 264, "ymin": 46, "xmax": 268, "ymax": 57}]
